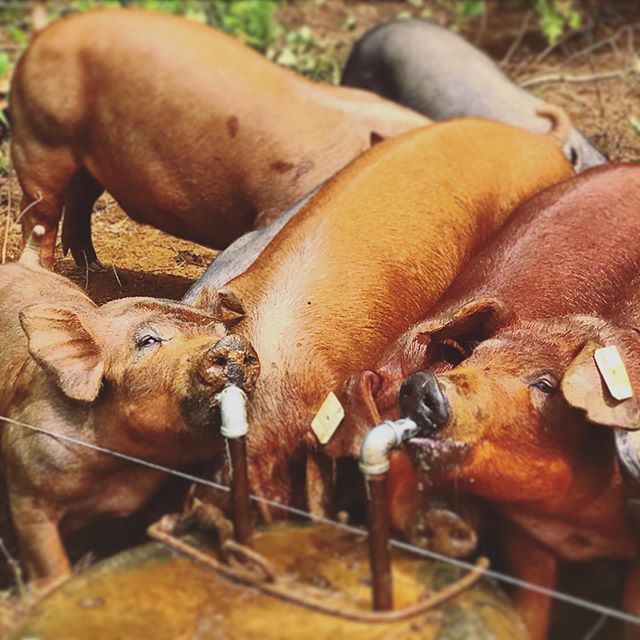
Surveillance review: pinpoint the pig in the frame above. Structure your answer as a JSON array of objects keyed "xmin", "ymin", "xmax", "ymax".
[
  {"xmin": 9, "ymin": 9, "xmax": 430, "ymax": 269},
  {"xmin": 372, "ymin": 164, "xmax": 640, "ymax": 638},
  {"xmin": 342, "ymin": 19, "xmax": 608, "ymax": 172},
  {"xmin": 0, "ymin": 227, "xmax": 259, "ymax": 581},
  {"xmin": 336, "ymin": 164, "xmax": 640, "ymax": 463},
  {"xmin": 184, "ymin": 116, "xmax": 574, "ymax": 517},
  {"xmin": 400, "ymin": 317, "xmax": 640, "ymax": 640}
]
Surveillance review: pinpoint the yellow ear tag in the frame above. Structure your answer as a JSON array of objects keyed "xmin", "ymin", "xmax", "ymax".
[
  {"xmin": 594, "ymin": 346, "xmax": 633, "ymax": 401},
  {"xmin": 311, "ymin": 392, "xmax": 345, "ymax": 444}
]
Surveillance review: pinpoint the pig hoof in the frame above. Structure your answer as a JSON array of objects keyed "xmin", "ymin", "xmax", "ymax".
[
  {"xmin": 87, "ymin": 259, "xmax": 108, "ymax": 273},
  {"xmin": 71, "ymin": 248, "xmax": 107, "ymax": 272},
  {"xmin": 407, "ymin": 507, "xmax": 477, "ymax": 558}
]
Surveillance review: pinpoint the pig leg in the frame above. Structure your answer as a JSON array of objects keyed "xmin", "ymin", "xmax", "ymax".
[
  {"xmin": 12, "ymin": 143, "xmax": 78, "ymax": 269},
  {"xmin": 60, "ymin": 170, "xmax": 105, "ymax": 270},
  {"xmin": 503, "ymin": 523, "xmax": 557, "ymax": 640},
  {"xmin": 623, "ymin": 563, "xmax": 640, "ymax": 640},
  {"xmin": 18, "ymin": 194, "xmax": 60, "ymax": 270},
  {"xmin": 10, "ymin": 493, "xmax": 70, "ymax": 581}
]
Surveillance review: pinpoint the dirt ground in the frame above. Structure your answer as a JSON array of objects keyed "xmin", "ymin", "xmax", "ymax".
[{"xmin": 0, "ymin": 0, "xmax": 639, "ymax": 636}]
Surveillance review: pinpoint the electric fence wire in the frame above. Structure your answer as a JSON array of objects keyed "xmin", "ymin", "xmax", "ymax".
[{"xmin": 1, "ymin": 413, "xmax": 639, "ymax": 627}]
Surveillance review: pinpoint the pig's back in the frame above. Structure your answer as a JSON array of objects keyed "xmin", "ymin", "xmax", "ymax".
[
  {"xmin": 229, "ymin": 119, "xmax": 573, "ymax": 373},
  {"xmin": 343, "ymin": 20, "xmax": 543, "ymax": 132},
  {"xmin": 434, "ymin": 163, "xmax": 640, "ymax": 320},
  {"xmin": 12, "ymin": 9, "xmax": 367, "ymax": 145}
]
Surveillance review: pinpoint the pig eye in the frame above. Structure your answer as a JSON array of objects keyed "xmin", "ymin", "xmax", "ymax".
[
  {"xmin": 136, "ymin": 335, "xmax": 163, "ymax": 350},
  {"xmin": 529, "ymin": 377, "xmax": 556, "ymax": 395}
]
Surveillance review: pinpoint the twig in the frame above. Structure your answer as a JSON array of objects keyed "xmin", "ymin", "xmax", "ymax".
[
  {"xmin": 560, "ymin": 24, "xmax": 640, "ymax": 69},
  {"xmin": 586, "ymin": 53, "xmax": 605, "ymax": 119},
  {"xmin": 583, "ymin": 613, "xmax": 608, "ymax": 640},
  {"xmin": 1, "ymin": 161, "xmax": 12, "ymax": 265},
  {"xmin": 15, "ymin": 192, "xmax": 43, "ymax": 223},
  {"xmin": 520, "ymin": 69, "xmax": 636, "ymax": 88},
  {"xmin": 473, "ymin": 5, "xmax": 488, "ymax": 46},
  {"xmin": 533, "ymin": 18, "xmax": 595, "ymax": 66},
  {"xmin": 501, "ymin": 11, "xmax": 532, "ymax": 67},
  {"xmin": 0, "ymin": 535, "xmax": 25, "ymax": 597},
  {"xmin": 83, "ymin": 250, "xmax": 89, "ymax": 291},
  {"xmin": 112, "ymin": 265, "xmax": 122, "ymax": 288}
]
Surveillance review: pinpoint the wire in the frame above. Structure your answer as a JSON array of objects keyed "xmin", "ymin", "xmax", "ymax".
[{"xmin": 1, "ymin": 414, "xmax": 639, "ymax": 627}]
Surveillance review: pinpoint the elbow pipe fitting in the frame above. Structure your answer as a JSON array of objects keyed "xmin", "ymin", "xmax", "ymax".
[{"xmin": 359, "ymin": 418, "xmax": 419, "ymax": 477}]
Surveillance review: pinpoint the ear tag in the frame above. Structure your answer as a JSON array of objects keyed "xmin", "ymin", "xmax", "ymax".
[
  {"xmin": 594, "ymin": 346, "xmax": 633, "ymax": 401},
  {"xmin": 311, "ymin": 392, "xmax": 345, "ymax": 444}
]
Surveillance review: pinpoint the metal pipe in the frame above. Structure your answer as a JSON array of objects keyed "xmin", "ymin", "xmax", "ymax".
[
  {"xmin": 359, "ymin": 418, "xmax": 419, "ymax": 612},
  {"xmin": 365, "ymin": 474, "xmax": 393, "ymax": 610},
  {"xmin": 218, "ymin": 385, "xmax": 253, "ymax": 547}
]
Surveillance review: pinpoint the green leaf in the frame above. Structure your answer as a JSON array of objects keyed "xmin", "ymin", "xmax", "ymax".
[
  {"xmin": 456, "ymin": 0, "xmax": 485, "ymax": 17},
  {"xmin": 0, "ymin": 52, "xmax": 10, "ymax": 78},
  {"xmin": 9, "ymin": 26, "xmax": 26, "ymax": 45},
  {"xmin": 630, "ymin": 116, "xmax": 640, "ymax": 135}
]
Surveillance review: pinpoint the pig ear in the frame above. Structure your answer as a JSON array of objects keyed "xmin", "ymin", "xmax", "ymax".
[
  {"xmin": 412, "ymin": 296, "xmax": 512, "ymax": 348},
  {"xmin": 186, "ymin": 288, "xmax": 246, "ymax": 327},
  {"xmin": 561, "ymin": 340, "xmax": 640, "ymax": 431},
  {"xmin": 19, "ymin": 304, "xmax": 104, "ymax": 403}
]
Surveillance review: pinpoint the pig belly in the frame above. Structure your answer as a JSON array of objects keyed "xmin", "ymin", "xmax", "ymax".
[
  {"xmin": 83, "ymin": 153, "xmax": 254, "ymax": 249},
  {"xmin": 500, "ymin": 508, "xmax": 635, "ymax": 562},
  {"xmin": 59, "ymin": 467, "xmax": 167, "ymax": 534}
]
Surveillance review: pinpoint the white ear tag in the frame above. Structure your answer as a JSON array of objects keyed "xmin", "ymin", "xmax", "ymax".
[
  {"xmin": 594, "ymin": 346, "xmax": 633, "ymax": 401},
  {"xmin": 311, "ymin": 392, "xmax": 345, "ymax": 444}
]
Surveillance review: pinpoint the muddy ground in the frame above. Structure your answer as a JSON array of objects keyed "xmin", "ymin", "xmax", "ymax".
[{"xmin": 0, "ymin": 0, "xmax": 639, "ymax": 637}]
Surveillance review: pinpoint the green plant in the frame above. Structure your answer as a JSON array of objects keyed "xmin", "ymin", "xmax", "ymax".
[
  {"xmin": 8, "ymin": 25, "xmax": 26, "ymax": 45},
  {"xmin": 0, "ymin": 52, "xmax": 10, "ymax": 78},
  {"xmin": 446, "ymin": 0, "xmax": 581, "ymax": 44},
  {"xmin": 270, "ymin": 26, "xmax": 341, "ymax": 84},
  {"xmin": 532, "ymin": 0, "xmax": 581, "ymax": 44},
  {"xmin": 204, "ymin": 0, "xmax": 282, "ymax": 52},
  {"xmin": 453, "ymin": 0, "xmax": 485, "ymax": 18}
]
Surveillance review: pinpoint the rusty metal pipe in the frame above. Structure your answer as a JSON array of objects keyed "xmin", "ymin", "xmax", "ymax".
[
  {"xmin": 218, "ymin": 385, "xmax": 253, "ymax": 547},
  {"xmin": 365, "ymin": 474, "xmax": 393, "ymax": 610},
  {"xmin": 359, "ymin": 418, "xmax": 419, "ymax": 612}
]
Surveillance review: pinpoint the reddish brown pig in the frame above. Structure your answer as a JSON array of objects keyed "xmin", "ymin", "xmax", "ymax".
[
  {"xmin": 0, "ymin": 228, "xmax": 259, "ymax": 581},
  {"xmin": 343, "ymin": 164, "xmax": 640, "ymax": 443},
  {"xmin": 9, "ymin": 9, "xmax": 430, "ymax": 269},
  {"xmin": 185, "ymin": 117, "xmax": 573, "ymax": 517},
  {"xmin": 385, "ymin": 165, "xmax": 640, "ymax": 638}
]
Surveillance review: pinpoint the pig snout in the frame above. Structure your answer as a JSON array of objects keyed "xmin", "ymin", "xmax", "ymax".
[
  {"xmin": 197, "ymin": 334, "xmax": 260, "ymax": 393},
  {"xmin": 407, "ymin": 506, "xmax": 478, "ymax": 558},
  {"xmin": 399, "ymin": 370, "xmax": 450, "ymax": 434}
]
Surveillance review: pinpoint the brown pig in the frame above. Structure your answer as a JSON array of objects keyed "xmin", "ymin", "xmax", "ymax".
[
  {"xmin": 345, "ymin": 164, "xmax": 640, "ymax": 440},
  {"xmin": 0, "ymin": 228, "xmax": 259, "ymax": 581},
  {"xmin": 387, "ymin": 165, "xmax": 640, "ymax": 638},
  {"xmin": 184, "ymin": 117, "xmax": 574, "ymax": 516},
  {"xmin": 9, "ymin": 8, "xmax": 429, "ymax": 269}
]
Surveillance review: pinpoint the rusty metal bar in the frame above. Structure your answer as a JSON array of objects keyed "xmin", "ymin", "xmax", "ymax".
[
  {"xmin": 227, "ymin": 435, "xmax": 253, "ymax": 547},
  {"xmin": 365, "ymin": 473, "xmax": 393, "ymax": 611}
]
